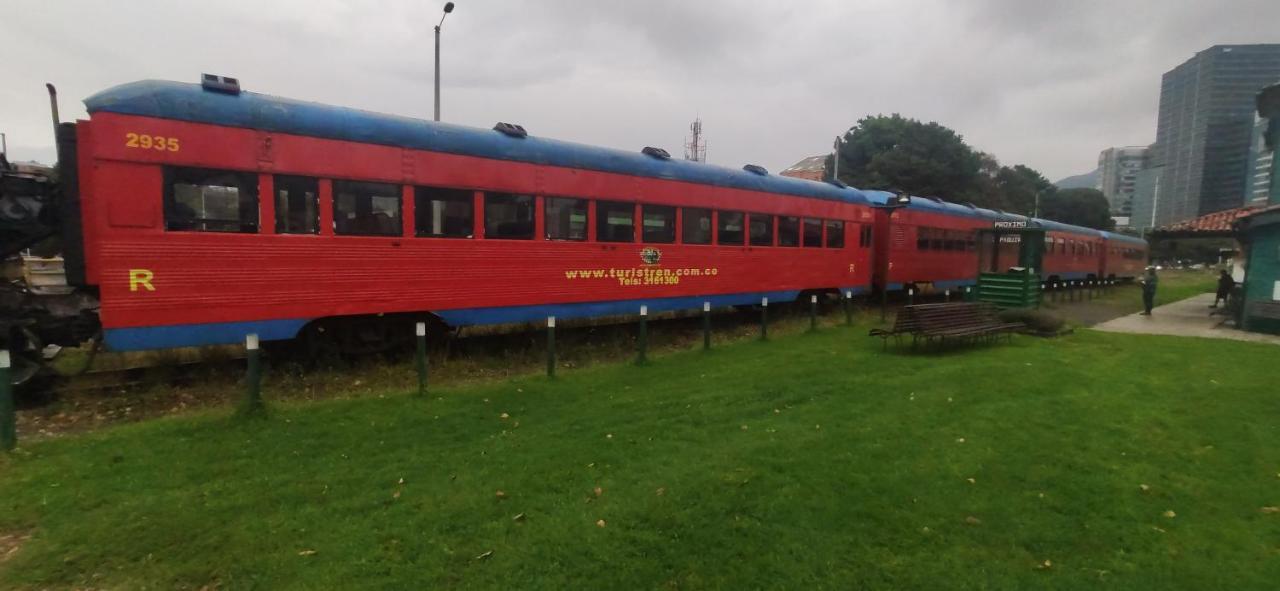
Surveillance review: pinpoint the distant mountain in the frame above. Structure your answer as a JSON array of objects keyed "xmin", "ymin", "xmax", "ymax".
[{"xmin": 1054, "ymin": 168, "xmax": 1100, "ymax": 190}]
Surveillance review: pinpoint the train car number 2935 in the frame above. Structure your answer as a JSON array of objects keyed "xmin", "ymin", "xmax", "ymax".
[{"xmin": 124, "ymin": 132, "xmax": 180, "ymax": 152}]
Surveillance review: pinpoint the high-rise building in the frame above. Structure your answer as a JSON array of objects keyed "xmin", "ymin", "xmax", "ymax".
[
  {"xmin": 1246, "ymin": 112, "xmax": 1275, "ymax": 204},
  {"xmin": 1150, "ymin": 44, "xmax": 1280, "ymax": 226},
  {"xmin": 1097, "ymin": 146, "xmax": 1147, "ymax": 216}
]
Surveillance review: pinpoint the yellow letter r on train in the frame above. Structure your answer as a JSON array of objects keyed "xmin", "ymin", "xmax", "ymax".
[{"xmin": 129, "ymin": 269, "xmax": 155, "ymax": 292}]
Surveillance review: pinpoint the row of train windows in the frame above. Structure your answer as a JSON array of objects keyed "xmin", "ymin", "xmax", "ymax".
[
  {"xmin": 916, "ymin": 227, "xmax": 976, "ymax": 251},
  {"xmin": 1045, "ymin": 236, "xmax": 1096, "ymax": 256},
  {"xmin": 163, "ymin": 167, "xmax": 862, "ymax": 248}
]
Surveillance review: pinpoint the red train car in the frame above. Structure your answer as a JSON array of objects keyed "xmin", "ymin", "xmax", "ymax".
[
  {"xmin": 864, "ymin": 191, "xmax": 1147, "ymax": 291},
  {"xmin": 69, "ymin": 78, "xmax": 876, "ymax": 351}
]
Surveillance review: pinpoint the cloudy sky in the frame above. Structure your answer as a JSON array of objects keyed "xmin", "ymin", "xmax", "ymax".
[{"xmin": 2, "ymin": 0, "xmax": 1278, "ymax": 180}]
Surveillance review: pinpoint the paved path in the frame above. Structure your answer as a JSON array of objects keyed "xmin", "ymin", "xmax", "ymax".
[{"xmin": 1093, "ymin": 293, "xmax": 1280, "ymax": 345}]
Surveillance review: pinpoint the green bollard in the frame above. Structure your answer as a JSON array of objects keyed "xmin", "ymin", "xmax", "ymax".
[
  {"xmin": 637, "ymin": 305, "xmax": 648, "ymax": 365},
  {"xmin": 415, "ymin": 322, "xmax": 428, "ymax": 397},
  {"xmin": 702, "ymin": 301, "xmax": 711, "ymax": 350},
  {"xmin": 809, "ymin": 294, "xmax": 818, "ymax": 332},
  {"xmin": 241, "ymin": 334, "xmax": 265, "ymax": 417},
  {"xmin": 760, "ymin": 297, "xmax": 769, "ymax": 341},
  {"xmin": 546, "ymin": 316, "xmax": 556, "ymax": 378},
  {"xmin": 945, "ymin": 289, "xmax": 951, "ymax": 303},
  {"xmin": 845, "ymin": 291, "xmax": 853, "ymax": 326},
  {"xmin": 1, "ymin": 350, "xmax": 14, "ymax": 452},
  {"xmin": 908, "ymin": 287, "xmax": 915, "ymax": 307}
]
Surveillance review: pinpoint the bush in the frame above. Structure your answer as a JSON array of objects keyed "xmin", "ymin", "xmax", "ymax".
[{"xmin": 998, "ymin": 308, "xmax": 1065, "ymax": 335}]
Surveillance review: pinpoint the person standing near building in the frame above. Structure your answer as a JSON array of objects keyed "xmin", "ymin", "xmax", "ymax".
[
  {"xmin": 1140, "ymin": 267, "xmax": 1159, "ymax": 315},
  {"xmin": 1211, "ymin": 269, "xmax": 1235, "ymax": 308}
]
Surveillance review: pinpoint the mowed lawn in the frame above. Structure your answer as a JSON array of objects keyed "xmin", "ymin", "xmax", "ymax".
[{"xmin": 3, "ymin": 314, "xmax": 1279, "ymax": 588}]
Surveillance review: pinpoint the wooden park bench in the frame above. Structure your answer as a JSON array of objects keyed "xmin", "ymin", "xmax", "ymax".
[
  {"xmin": 871, "ymin": 302, "xmax": 1023, "ymax": 350},
  {"xmin": 868, "ymin": 306, "xmax": 922, "ymax": 350}
]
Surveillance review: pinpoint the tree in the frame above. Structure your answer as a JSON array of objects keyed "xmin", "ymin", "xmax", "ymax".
[
  {"xmin": 1039, "ymin": 188, "xmax": 1114, "ymax": 230},
  {"xmin": 825, "ymin": 114, "xmax": 981, "ymax": 201}
]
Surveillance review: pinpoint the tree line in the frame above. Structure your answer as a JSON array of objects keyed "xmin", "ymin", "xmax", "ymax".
[{"xmin": 821, "ymin": 114, "xmax": 1113, "ymax": 230}]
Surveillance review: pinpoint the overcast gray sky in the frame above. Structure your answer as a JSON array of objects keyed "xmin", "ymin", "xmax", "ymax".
[{"xmin": 2, "ymin": 0, "xmax": 1278, "ymax": 180}]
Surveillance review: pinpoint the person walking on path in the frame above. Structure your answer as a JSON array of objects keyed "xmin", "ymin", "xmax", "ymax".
[
  {"xmin": 1211, "ymin": 269, "xmax": 1234, "ymax": 308},
  {"xmin": 1140, "ymin": 266, "xmax": 1159, "ymax": 315}
]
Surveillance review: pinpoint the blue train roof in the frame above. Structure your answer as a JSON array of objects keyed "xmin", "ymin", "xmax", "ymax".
[{"xmin": 84, "ymin": 80, "xmax": 871, "ymax": 207}]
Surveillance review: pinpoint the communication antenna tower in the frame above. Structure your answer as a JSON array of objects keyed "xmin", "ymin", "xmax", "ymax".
[{"xmin": 684, "ymin": 118, "xmax": 707, "ymax": 162}]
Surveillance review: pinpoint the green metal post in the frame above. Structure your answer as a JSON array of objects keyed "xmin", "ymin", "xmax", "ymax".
[
  {"xmin": 242, "ymin": 334, "xmax": 265, "ymax": 416},
  {"xmin": 945, "ymin": 289, "xmax": 951, "ymax": 303},
  {"xmin": 1, "ymin": 350, "xmax": 14, "ymax": 452},
  {"xmin": 809, "ymin": 294, "xmax": 818, "ymax": 332},
  {"xmin": 702, "ymin": 301, "xmax": 711, "ymax": 350},
  {"xmin": 415, "ymin": 322, "xmax": 427, "ymax": 397},
  {"xmin": 844, "ymin": 291, "xmax": 853, "ymax": 326},
  {"xmin": 546, "ymin": 316, "xmax": 556, "ymax": 378},
  {"xmin": 637, "ymin": 305, "xmax": 648, "ymax": 364},
  {"xmin": 760, "ymin": 297, "xmax": 769, "ymax": 341},
  {"xmin": 908, "ymin": 287, "xmax": 915, "ymax": 307}
]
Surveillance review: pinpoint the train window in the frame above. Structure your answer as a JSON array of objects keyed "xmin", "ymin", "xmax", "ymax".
[
  {"xmin": 545, "ymin": 197, "xmax": 587, "ymax": 241},
  {"xmin": 274, "ymin": 175, "xmax": 319, "ymax": 234},
  {"xmin": 597, "ymin": 200, "xmax": 635, "ymax": 243},
  {"xmin": 916, "ymin": 227, "xmax": 930, "ymax": 250},
  {"xmin": 484, "ymin": 193, "xmax": 535, "ymax": 240},
  {"xmin": 803, "ymin": 218, "xmax": 822, "ymax": 247},
  {"xmin": 1057, "ymin": 238, "xmax": 1066, "ymax": 254},
  {"xmin": 333, "ymin": 180, "xmax": 402, "ymax": 236},
  {"xmin": 778, "ymin": 216, "xmax": 800, "ymax": 247},
  {"xmin": 164, "ymin": 167, "xmax": 259, "ymax": 233},
  {"xmin": 860, "ymin": 224, "xmax": 874, "ymax": 248},
  {"xmin": 718, "ymin": 211, "xmax": 745, "ymax": 245},
  {"xmin": 749, "ymin": 214, "xmax": 774, "ymax": 246},
  {"xmin": 642, "ymin": 205, "xmax": 676, "ymax": 243},
  {"xmin": 416, "ymin": 186, "xmax": 474, "ymax": 238},
  {"xmin": 929, "ymin": 228, "xmax": 944, "ymax": 250},
  {"xmin": 683, "ymin": 208, "xmax": 712, "ymax": 244},
  {"xmin": 826, "ymin": 220, "xmax": 845, "ymax": 248}
]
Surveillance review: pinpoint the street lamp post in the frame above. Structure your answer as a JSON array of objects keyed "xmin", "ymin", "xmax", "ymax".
[{"xmin": 434, "ymin": 1, "xmax": 455, "ymax": 122}]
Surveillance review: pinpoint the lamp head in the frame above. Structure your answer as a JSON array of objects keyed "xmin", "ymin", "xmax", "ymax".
[{"xmin": 444, "ymin": 2, "xmax": 454, "ymax": 13}]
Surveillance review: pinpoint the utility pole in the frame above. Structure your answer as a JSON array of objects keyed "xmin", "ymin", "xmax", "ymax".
[{"xmin": 433, "ymin": 2, "xmax": 455, "ymax": 122}]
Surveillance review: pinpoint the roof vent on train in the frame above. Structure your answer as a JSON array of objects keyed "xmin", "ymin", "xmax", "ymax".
[
  {"xmin": 742, "ymin": 164, "xmax": 768, "ymax": 176},
  {"xmin": 493, "ymin": 122, "xmax": 528, "ymax": 138},
  {"xmin": 925, "ymin": 196, "xmax": 944, "ymax": 204},
  {"xmin": 642, "ymin": 146, "xmax": 672, "ymax": 160},
  {"xmin": 826, "ymin": 179, "xmax": 848, "ymax": 188},
  {"xmin": 963, "ymin": 202, "xmax": 978, "ymax": 209},
  {"xmin": 200, "ymin": 73, "xmax": 241, "ymax": 95}
]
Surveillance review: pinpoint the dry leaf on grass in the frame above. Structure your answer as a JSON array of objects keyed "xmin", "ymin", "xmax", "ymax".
[
  {"xmin": 593, "ymin": 487, "xmax": 603, "ymax": 498},
  {"xmin": 655, "ymin": 487, "xmax": 666, "ymax": 496},
  {"xmin": 495, "ymin": 490, "xmax": 507, "ymax": 500},
  {"xmin": 1260, "ymin": 507, "xmax": 1280, "ymax": 514},
  {"xmin": 964, "ymin": 516, "xmax": 982, "ymax": 525},
  {"xmin": 596, "ymin": 519, "xmax": 607, "ymax": 528},
  {"xmin": 1139, "ymin": 484, "xmax": 1150, "ymax": 492},
  {"xmin": 1035, "ymin": 559, "xmax": 1052, "ymax": 570},
  {"xmin": 298, "ymin": 550, "xmax": 317, "ymax": 556},
  {"xmin": 1163, "ymin": 510, "xmax": 1176, "ymax": 518},
  {"xmin": 475, "ymin": 550, "xmax": 493, "ymax": 560},
  {"xmin": 513, "ymin": 513, "xmax": 526, "ymax": 522}
]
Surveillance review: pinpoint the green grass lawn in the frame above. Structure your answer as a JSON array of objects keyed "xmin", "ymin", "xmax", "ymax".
[{"xmin": 3, "ymin": 315, "xmax": 1278, "ymax": 589}]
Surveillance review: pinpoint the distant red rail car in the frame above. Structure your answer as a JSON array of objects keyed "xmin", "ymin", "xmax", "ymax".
[
  {"xmin": 73, "ymin": 80, "xmax": 877, "ymax": 351},
  {"xmin": 864, "ymin": 192, "xmax": 1148, "ymax": 292}
]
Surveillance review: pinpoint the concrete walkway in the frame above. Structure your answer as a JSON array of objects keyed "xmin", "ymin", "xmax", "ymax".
[{"xmin": 1094, "ymin": 293, "xmax": 1280, "ymax": 345}]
